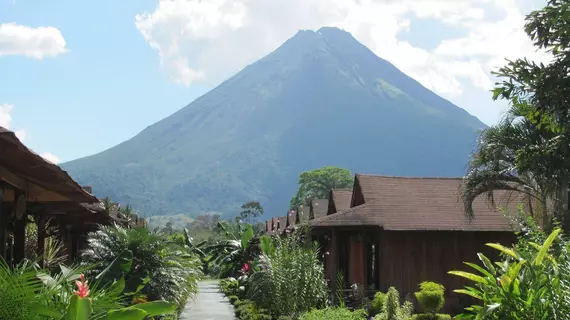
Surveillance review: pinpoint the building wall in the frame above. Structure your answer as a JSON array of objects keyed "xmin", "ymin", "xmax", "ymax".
[{"xmin": 377, "ymin": 230, "xmax": 515, "ymax": 314}]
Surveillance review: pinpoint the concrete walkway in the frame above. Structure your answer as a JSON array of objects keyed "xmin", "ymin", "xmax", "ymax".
[{"xmin": 180, "ymin": 280, "xmax": 236, "ymax": 320}]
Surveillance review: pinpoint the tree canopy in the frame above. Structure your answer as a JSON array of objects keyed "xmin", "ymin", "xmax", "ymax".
[
  {"xmin": 463, "ymin": 0, "xmax": 570, "ymax": 230},
  {"xmin": 289, "ymin": 166, "xmax": 353, "ymax": 209}
]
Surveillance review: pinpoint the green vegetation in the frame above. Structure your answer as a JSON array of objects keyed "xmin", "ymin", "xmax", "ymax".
[
  {"xmin": 414, "ymin": 282, "xmax": 445, "ymax": 314},
  {"xmin": 248, "ymin": 231, "xmax": 328, "ymax": 318},
  {"xmin": 63, "ymin": 27, "xmax": 484, "ymax": 217},
  {"xmin": 299, "ymin": 308, "xmax": 367, "ymax": 320},
  {"xmin": 289, "ymin": 166, "xmax": 354, "ymax": 209},
  {"xmin": 0, "ymin": 227, "xmax": 195, "ymax": 320},
  {"xmin": 461, "ymin": 0, "xmax": 570, "ymax": 232},
  {"xmin": 374, "ymin": 287, "xmax": 413, "ymax": 320},
  {"xmin": 450, "ymin": 226, "xmax": 569, "ymax": 319},
  {"xmin": 80, "ymin": 225, "xmax": 202, "ymax": 313}
]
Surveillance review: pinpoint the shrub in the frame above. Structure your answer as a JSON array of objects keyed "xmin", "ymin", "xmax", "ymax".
[
  {"xmin": 81, "ymin": 225, "xmax": 203, "ymax": 312},
  {"xmin": 299, "ymin": 307, "xmax": 367, "ymax": 320},
  {"xmin": 248, "ymin": 230, "xmax": 328, "ymax": 318},
  {"xmin": 234, "ymin": 299, "xmax": 272, "ymax": 320},
  {"xmin": 370, "ymin": 291, "xmax": 386, "ymax": 316},
  {"xmin": 411, "ymin": 314, "xmax": 451, "ymax": 320},
  {"xmin": 414, "ymin": 282, "xmax": 445, "ymax": 314},
  {"xmin": 374, "ymin": 287, "xmax": 413, "ymax": 320},
  {"xmin": 449, "ymin": 227, "xmax": 568, "ymax": 319}
]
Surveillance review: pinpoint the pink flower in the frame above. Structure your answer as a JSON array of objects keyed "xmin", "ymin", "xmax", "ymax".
[
  {"xmin": 74, "ymin": 274, "xmax": 90, "ymax": 298},
  {"xmin": 242, "ymin": 263, "xmax": 250, "ymax": 272}
]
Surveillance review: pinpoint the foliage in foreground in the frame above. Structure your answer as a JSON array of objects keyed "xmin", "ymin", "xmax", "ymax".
[
  {"xmin": 374, "ymin": 287, "xmax": 413, "ymax": 320},
  {"xmin": 450, "ymin": 227, "xmax": 570, "ymax": 319},
  {"xmin": 248, "ymin": 231, "xmax": 328, "ymax": 318},
  {"xmin": 80, "ymin": 225, "xmax": 203, "ymax": 312}
]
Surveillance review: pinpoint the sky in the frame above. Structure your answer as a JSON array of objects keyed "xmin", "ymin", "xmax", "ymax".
[{"xmin": 0, "ymin": 0, "xmax": 548, "ymax": 164}]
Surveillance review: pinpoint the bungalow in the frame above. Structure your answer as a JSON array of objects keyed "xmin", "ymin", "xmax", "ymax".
[
  {"xmin": 310, "ymin": 174, "xmax": 518, "ymax": 313},
  {"xmin": 0, "ymin": 126, "xmax": 112, "ymax": 266}
]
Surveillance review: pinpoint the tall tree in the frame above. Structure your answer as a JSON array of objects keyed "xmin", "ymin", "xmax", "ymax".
[
  {"xmin": 289, "ymin": 166, "xmax": 353, "ymax": 209},
  {"xmin": 461, "ymin": 106, "xmax": 556, "ymax": 227},
  {"xmin": 490, "ymin": 0, "xmax": 570, "ymax": 229},
  {"xmin": 239, "ymin": 201, "xmax": 264, "ymax": 224}
]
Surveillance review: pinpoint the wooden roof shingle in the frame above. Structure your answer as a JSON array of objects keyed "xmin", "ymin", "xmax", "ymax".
[{"xmin": 311, "ymin": 175, "xmax": 518, "ymax": 231}]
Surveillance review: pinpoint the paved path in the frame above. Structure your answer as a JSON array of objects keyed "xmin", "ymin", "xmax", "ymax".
[{"xmin": 180, "ymin": 280, "xmax": 236, "ymax": 320}]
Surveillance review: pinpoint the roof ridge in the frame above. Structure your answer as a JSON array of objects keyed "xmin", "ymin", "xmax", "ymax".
[{"xmin": 355, "ymin": 173, "xmax": 462, "ymax": 180}]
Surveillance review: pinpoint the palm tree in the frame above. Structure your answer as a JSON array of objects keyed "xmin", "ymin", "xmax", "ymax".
[{"xmin": 461, "ymin": 108, "xmax": 561, "ymax": 227}]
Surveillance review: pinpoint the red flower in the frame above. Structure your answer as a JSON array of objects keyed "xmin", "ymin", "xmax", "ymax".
[{"xmin": 74, "ymin": 274, "xmax": 90, "ymax": 298}]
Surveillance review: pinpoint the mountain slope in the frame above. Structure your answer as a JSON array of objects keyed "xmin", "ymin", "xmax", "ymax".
[{"xmin": 62, "ymin": 27, "xmax": 485, "ymax": 217}]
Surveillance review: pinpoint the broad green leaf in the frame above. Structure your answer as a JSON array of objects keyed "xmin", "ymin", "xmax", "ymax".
[
  {"xmin": 478, "ymin": 253, "xmax": 496, "ymax": 275},
  {"xmin": 465, "ymin": 262, "xmax": 494, "ymax": 279},
  {"xmin": 104, "ymin": 308, "xmax": 148, "ymax": 320},
  {"xmin": 486, "ymin": 243, "xmax": 518, "ymax": 259},
  {"xmin": 448, "ymin": 271, "xmax": 489, "ymax": 284},
  {"xmin": 534, "ymin": 228, "xmax": 561, "ymax": 266},
  {"xmin": 241, "ymin": 224, "xmax": 254, "ymax": 250},
  {"xmin": 97, "ymin": 250, "xmax": 133, "ymax": 280},
  {"xmin": 67, "ymin": 295, "xmax": 92, "ymax": 320},
  {"xmin": 127, "ymin": 301, "xmax": 176, "ymax": 316},
  {"xmin": 106, "ymin": 278, "xmax": 125, "ymax": 297},
  {"xmin": 30, "ymin": 303, "xmax": 62, "ymax": 318},
  {"xmin": 454, "ymin": 288, "xmax": 483, "ymax": 300}
]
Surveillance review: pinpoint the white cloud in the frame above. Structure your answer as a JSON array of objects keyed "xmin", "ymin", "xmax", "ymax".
[
  {"xmin": 0, "ymin": 103, "xmax": 27, "ymax": 141},
  {"xmin": 0, "ymin": 103, "xmax": 58, "ymax": 162},
  {"xmin": 0, "ymin": 23, "xmax": 68, "ymax": 59},
  {"xmin": 135, "ymin": 0, "xmax": 547, "ymax": 124},
  {"xmin": 40, "ymin": 152, "xmax": 61, "ymax": 164}
]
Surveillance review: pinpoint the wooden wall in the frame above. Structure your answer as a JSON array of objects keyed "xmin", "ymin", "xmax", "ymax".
[{"xmin": 377, "ymin": 230, "xmax": 515, "ymax": 314}]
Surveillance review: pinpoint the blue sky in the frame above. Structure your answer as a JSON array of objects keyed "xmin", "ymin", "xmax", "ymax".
[{"xmin": 0, "ymin": 0, "xmax": 546, "ymax": 163}]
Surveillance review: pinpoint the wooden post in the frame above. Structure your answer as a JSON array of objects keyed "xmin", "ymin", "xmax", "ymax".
[
  {"xmin": 0, "ymin": 187, "xmax": 5, "ymax": 261},
  {"xmin": 37, "ymin": 214, "xmax": 46, "ymax": 268},
  {"xmin": 13, "ymin": 212, "xmax": 27, "ymax": 265},
  {"xmin": 330, "ymin": 228, "xmax": 338, "ymax": 305}
]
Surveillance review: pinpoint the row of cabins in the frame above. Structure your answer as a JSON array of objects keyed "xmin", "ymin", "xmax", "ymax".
[
  {"xmin": 0, "ymin": 126, "xmax": 145, "ymax": 267},
  {"xmin": 265, "ymin": 174, "xmax": 517, "ymax": 313}
]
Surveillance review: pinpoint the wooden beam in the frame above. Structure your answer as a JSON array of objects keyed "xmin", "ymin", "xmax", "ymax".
[
  {"xmin": 2, "ymin": 187, "xmax": 72, "ymax": 203},
  {"xmin": 0, "ymin": 165, "xmax": 72, "ymax": 202},
  {"xmin": 0, "ymin": 165, "xmax": 28, "ymax": 190}
]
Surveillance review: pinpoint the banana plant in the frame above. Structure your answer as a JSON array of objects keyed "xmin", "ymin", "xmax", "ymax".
[
  {"xmin": 207, "ymin": 223, "xmax": 256, "ymax": 277},
  {"xmin": 449, "ymin": 228, "xmax": 563, "ymax": 319}
]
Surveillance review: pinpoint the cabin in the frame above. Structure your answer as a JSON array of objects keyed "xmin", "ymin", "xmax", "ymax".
[
  {"xmin": 309, "ymin": 174, "xmax": 518, "ymax": 313},
  {"xmin": 0, "ymin": 126, "xmax": 112, "ymax": 266}
]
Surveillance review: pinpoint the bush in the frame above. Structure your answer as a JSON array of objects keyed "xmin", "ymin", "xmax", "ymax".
[
  {"xmin": 248, "ymin": 230, "xmax": 328, "ymax": 318},
  {"xmin": 449, "ymin": 227, "xmax": 569, "ymax": 319},
  {"xmin": 374, "ymin": 287, "xmax": 413, "ymax": 320},
  {"xmin": 81, "ymin": 225, "xmax": 203, "ymax": 312},
  {"xmin": 414, "ymin": 282, "xmax": 445, "ymax": 314},
  {"xmin": 370, "ymin": 291, "xmax": 386, "ymax": 316},
  {"xmin": 299, "ymin": 307, "xmax": 367, "ymax": 320},
  {"xmin": 411, "ymin": 314, "xmax": 451, "ymax": 320},
  {"xmin": 234, "ymin": 299, "xmax": 272, "ymax": 320}
]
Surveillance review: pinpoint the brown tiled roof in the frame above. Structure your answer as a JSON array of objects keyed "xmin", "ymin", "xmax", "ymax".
[
  {"xmin": 311, "ymin": 175, "xmax": 518, "ymax": 231},
  {"xmin": 0, "ymin": 127, "xmax": 97, "ymax": 203},
  {"xmin": 329, "ymin": 189, "xmax": 352, "ymax": 214},
  {"xmin": 311, "ymin": 199, "xmax": 329, "ymax": 219}
]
